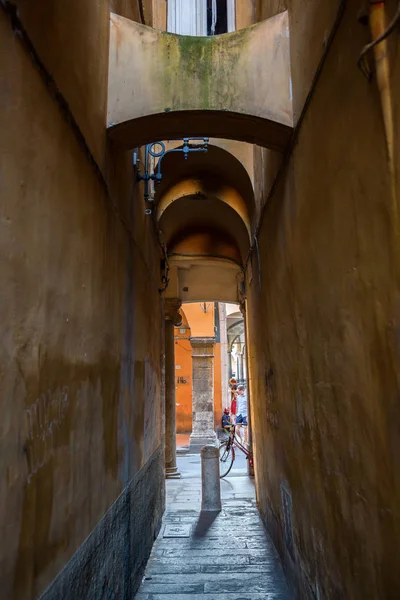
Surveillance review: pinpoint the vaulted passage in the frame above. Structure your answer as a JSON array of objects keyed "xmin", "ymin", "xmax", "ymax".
[{"xmin": 2, "ymin": 0, "xmax": 400, "ymax": 599}]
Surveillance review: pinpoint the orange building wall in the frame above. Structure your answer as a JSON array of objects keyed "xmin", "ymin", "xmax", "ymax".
[
  {"xmin": 174, "ymin": 310, "xmax": 192, "ymax": 433},
  {"xmin": 183, "ymin": 302, "xmax": 215, "ymax": 337},
  {"xmin": 175, "ymin": 303, "xmax": 224, "ymax": 433}
]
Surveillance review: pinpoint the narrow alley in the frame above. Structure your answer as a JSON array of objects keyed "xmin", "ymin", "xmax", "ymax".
[
  {"xmin": 136, "ymin": 454, "xmax": 292, "ymax": 600},
  {"xmin": 1, "ymin": 0, "xmax": 400, "ymax": 599}
]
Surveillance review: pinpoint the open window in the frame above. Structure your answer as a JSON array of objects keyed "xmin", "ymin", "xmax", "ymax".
[{"xmin": 167, "ymin": 0, "xmax": 235, "ymax": 36}]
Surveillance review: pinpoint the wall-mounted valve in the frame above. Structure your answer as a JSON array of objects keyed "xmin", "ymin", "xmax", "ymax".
[{"xmin": 134, "ymin": 138, "xmax": 209, "ymax": 213}]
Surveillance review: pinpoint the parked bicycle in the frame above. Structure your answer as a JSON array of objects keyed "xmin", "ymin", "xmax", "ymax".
[{"xmin": 219, "ymin": 425, "xmax": 254, "ymax": 478}]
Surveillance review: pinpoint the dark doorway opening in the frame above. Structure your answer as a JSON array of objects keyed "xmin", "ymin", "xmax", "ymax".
[{"xmin": 207, "ymin": 0, "xmax": 228, "ymax": 35}]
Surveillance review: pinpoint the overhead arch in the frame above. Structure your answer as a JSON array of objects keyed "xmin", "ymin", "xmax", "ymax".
[
  {"xmin": 178, "ymin": 307, "xmax": 190, "ymax": 330},
  {"xmin": 155, "ymin": 142, "xmax": 256, "ymax": 223},
  {"xmin": 108, "ymin": 110, "xmax": 292, "ymax": 151},
  {"xmin": 156, "ymin": 143, "xmax": 255, "ymax": 198},
  {"xmin": 158, "ymin": 195, "xmax": 250, "ymax": 263},
  {"xmin": 168, "ymin": 227, "xmax": 242, "ymax": 266},
  {"xmin": 227, "ymin": 320, "xmax": 245, "ymax": 350},
  {"xmin": 107, "ymin": 12, "xmax": 293, "ymax": 150},
  {"xmin": 157, "ymin": 179, "xmax": 251, "ymax": 237}
]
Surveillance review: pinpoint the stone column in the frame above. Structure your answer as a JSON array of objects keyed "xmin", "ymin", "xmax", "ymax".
[
  {"xmin": 237, "ymin": 353, "xmax": 243, "ymax": 381},
  {"xmin": 164, "ymin": 298, "xmax": 182, "ymax": 479},
  {"xmin": 189, "ymin": 336, "xmax": 217, "ymax": 452}
]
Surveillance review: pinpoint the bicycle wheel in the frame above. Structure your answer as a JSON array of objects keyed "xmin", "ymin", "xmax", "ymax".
[{"xmin": 219, "ymin": 441, "xmax": 235, "ymax": 479}]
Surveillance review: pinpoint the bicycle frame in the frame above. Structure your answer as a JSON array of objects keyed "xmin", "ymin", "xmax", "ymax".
[{"xmin": 226, "ymin": 426, "xmax": 253, "ymax": 465}]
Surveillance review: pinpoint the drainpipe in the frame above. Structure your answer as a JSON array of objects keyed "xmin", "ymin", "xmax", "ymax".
[
  {"xmin": 366, "ymin": 1, "xmax": 399, "ymax": 232},
  {"xmin": 369, "ymin": 2, "xmax": 395, "ymax": 171}
]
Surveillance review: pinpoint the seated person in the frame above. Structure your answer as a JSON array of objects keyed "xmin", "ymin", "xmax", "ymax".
[{"xmin": 222, "ymin": 407, "xmax": 232, "ymax": 431}]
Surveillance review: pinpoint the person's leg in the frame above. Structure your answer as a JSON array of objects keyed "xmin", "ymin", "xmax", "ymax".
[
  {"xmin": 243, "ymin": 417, "xmax": 248, "ymax": 445},
  {"xmin": 236, "ymin": 415, "xmax": 243, "ymax": 442}
]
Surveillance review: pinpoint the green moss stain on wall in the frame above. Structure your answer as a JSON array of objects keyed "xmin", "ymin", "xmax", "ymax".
[{"xmin": 158, "ymin": 26, "xmax": 254, "ymax": 112}]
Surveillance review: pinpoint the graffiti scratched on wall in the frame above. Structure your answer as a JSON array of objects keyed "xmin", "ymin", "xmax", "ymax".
[{"xmin": 24, "ymin": 386, "xmax": 69, "ymax": 482}]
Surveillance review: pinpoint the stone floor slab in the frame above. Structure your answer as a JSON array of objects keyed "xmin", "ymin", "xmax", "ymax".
[
  {"xmin": 136, "ymin": 595, "xmax": 282, "ymax": 600},
  {"xmin": 161, "ymin": 547, "xmax": 274, "ymax": 558},
  {"xmin": 163, "ymin": 523, "xmax": 192, "ymax": 538},
  {"xmin": 134, "ymin": 456, "xmax": 292, "ymax": 599}
]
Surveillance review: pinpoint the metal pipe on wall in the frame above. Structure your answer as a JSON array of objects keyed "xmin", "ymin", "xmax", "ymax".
[{"xmin": 366, "ymin": 1, "xmax": 399, "ymax": 236}]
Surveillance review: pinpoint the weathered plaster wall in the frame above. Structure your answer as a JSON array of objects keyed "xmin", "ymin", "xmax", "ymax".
[
  {"xmin": 0, "ymin": 4, "xmax": 164, "ymax": 598},
  {"xmin": 247, "ymin": 1, "xmax": 400, "ymax": 598},
  {"xmin": 107, "ymin": 11, "xmax": 293, "ymax": 149},
  {"xmin": 151, "ymin": 0, "xmax": 167, "ymax": 30},
  {"xmin": 236, "ymin": 0, "xmax": 256, "ymax": 30},
  {"xmin": 42, "ymin": 447, "xmax": 164, "ymax": 600},
  {"xmin": 110, "ymin": 0, "xmax": 151, "ymax": 24},
  {"xmin": 13, "ymin": 0, "xmax": 109, "ymax": 166},
  {"xmin": 256, "ymin": 0, "xmax": 287, "ymax": 21}
]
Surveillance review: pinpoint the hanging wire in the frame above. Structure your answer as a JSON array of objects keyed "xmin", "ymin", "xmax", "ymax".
[{"xmin": 358, "ymin": 1, "xmax": 400, "ymax": 79}]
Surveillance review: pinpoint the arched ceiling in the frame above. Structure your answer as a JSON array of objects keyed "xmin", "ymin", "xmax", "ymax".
[
  {"xmin": 155, "ymin": 143, "xmax": 255, "ymax": 222},
  {"xmin": 157, "ymin": 137, "xmax": 253, "ymax": 303},
  {"xmin": 158, "ymin": 195, "xmax": 249, "ymax": 264},
  {"xmin": 227, "ymin": 319, "xmax": 245, "ymax": 348},
  {"xmin": 178, "ymin": 307, "xmax": 190, "ymax": 330},
  {"xmin": 157, "ymin": 178, "xmax": 251, "ymax": 236},
  {"xmin": 169, "ymin": 228, "xmax": 242, "ymax": 266}
]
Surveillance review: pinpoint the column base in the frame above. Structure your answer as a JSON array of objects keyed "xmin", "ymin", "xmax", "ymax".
[
  {"xmin": 189, "ymin": 431, "xmax": 218, "ymax": 453},
  {"xmin": 165, "ymin": 466, "xmax": 181, "ymax": 479}
]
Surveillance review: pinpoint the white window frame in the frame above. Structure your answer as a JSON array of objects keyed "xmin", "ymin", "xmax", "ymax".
[
  {"xmin": 167, "ymin": 0, "xmax": 207, "ymax": 36},
  {"xmin": 227, "ymin": 0, "xmax": 235, "ymax": 33},
  {"xmin": 167, "ymin": 0, "xmax": 235, "ymax": 36}
]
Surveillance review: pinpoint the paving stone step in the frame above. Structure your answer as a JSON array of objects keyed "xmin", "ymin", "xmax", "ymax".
[
  {"xmin": 136, "ymin": 594, "xmax": 283, "ymax": 600},
  {"xmin": 134, "ymin": 470, "xmax": 292, "ymax": 600},
  {"xmin": 160, "ymin": 547, "xmax": 272, "ymax": 558}
]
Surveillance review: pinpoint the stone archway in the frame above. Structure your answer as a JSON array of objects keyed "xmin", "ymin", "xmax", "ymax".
[{"xmin": 107, "ymin": 11, "xmax": 293, "ymax": 150}]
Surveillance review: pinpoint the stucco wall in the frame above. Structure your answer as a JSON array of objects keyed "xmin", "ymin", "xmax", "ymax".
[
  {"xmin": 256, "ymin": 0, "xmax": 287, "ymax": 21},
  {"xmin": 175, "ymin": 330, "xmax": 193, "ymax": 434},
  {"xmin": 247, "ymin": 1, "xmax": 400, "ymax": 598},
  {"xmin": 0, "ymin": 4, "xmax": 164, "ymax": 598},
  {"xmin": 175, "ymin": 304, "xmax": 223, "ymax": 433},
  {"xmin": 12, "ymin": 0, "xmax": 109, "ymax": 166},
  {"xmin": 236, "ymin": 0, "xmax": 256, "ymax": 30}
]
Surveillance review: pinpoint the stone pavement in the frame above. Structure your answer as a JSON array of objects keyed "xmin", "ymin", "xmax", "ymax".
[{"xmin": 134, "ymin": 454, "xmax": 292, "ymax": 600}]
